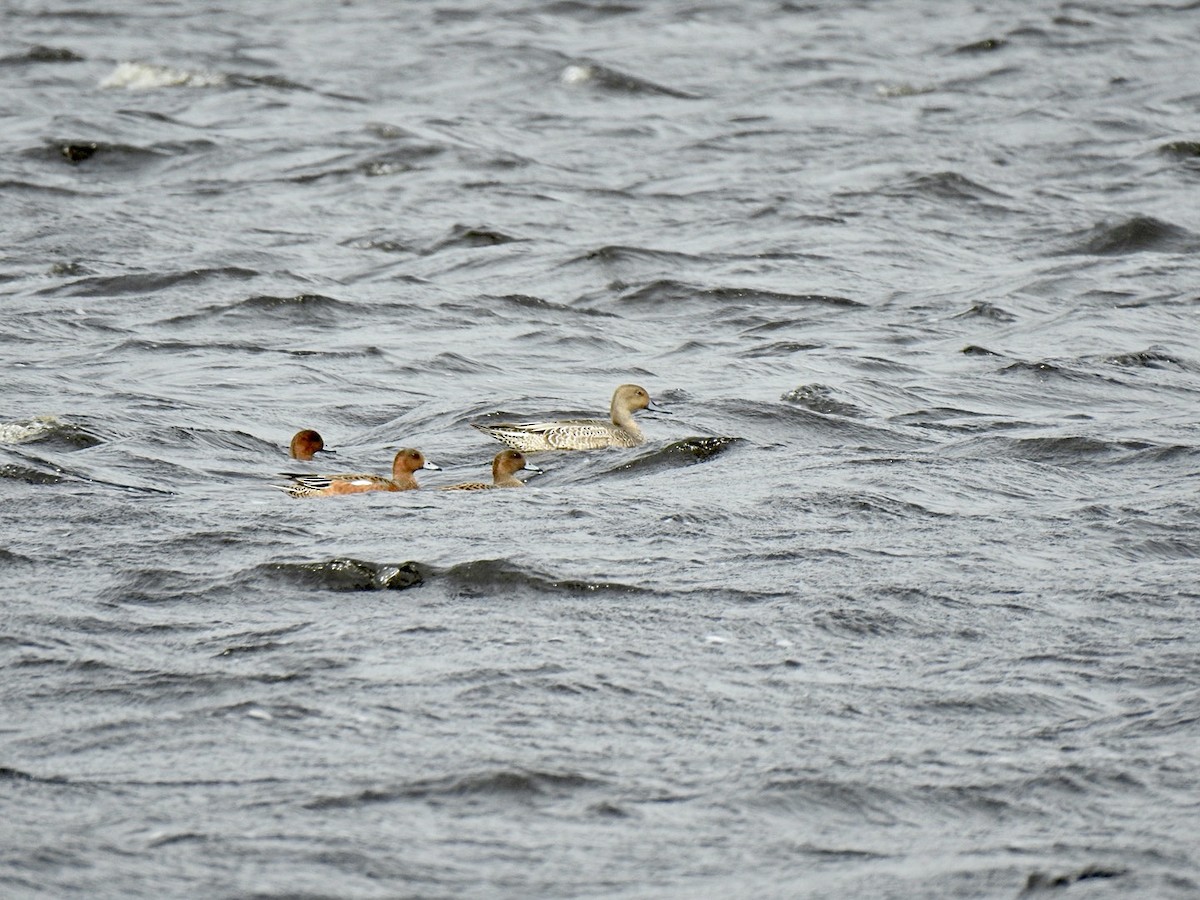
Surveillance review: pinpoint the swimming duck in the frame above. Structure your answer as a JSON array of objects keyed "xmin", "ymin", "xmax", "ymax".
[
  {"xmin": 441, "ymin": 449, "xmax": 541, "ymax": 491},
  {"xmin": 276, "ymin": 448, "xmax": 438, "ymax": 498},
  {"xmin": 472, "ymin": 384, "xmax": 657, "ymax": 451}
]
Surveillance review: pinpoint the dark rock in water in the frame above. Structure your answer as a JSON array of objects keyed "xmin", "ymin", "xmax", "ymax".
[
  {"xmin": 60, "ymin": 142, "xmax": 98, "ymax": 163},
  {"xmin": 667, "ymin": 436, "xmax": 741, "ymax": 462},
  {"xmin": 954, "ymin": 37, "xmax": 1006, "ymax": 53},
  {"xmin": 267, "ymin": 558, "xmax": 423, "ymax": 591}
]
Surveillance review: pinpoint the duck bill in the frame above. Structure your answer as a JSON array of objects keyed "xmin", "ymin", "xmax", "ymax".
[{"xmin": 422, "ymin": 460, "xmax": 442, "ymax": 471}]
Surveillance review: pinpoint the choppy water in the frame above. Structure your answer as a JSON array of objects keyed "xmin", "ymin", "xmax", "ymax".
[{"xmin": 3, "ymin": 1, "xmax": 1200, "ymax": 897}]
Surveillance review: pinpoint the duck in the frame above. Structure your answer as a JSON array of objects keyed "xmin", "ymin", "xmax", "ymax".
[
  {"xmin": 288, "ymin": 429, "xmax": 328, "ymax": 461},
  {"xmin": 276, "ymin": 448, "xmax": 438, "ymax": 498},
  {"xmin": 472, "ymin": 384, "xmax": 658, "ymax": 451},
  {"xmin": 441, "ymin": 449, "xmax": 540, "ymax": 491}
]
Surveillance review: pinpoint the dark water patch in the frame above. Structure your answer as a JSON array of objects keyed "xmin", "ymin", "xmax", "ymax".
[
  {"xmin": 487, "ymin": 293, "xmax": 617, "ymax": 318},
  {"xmin": 433, "ymin": 557, "xmax": 653, "ymax": 599},
  {"xmin": 757, "ymin": 775, "xmax": 908, "ymax": 823},
  {"xmin": 962, "ymin": 344, "xmax": 1004, "ymax": 357},
  {"xmin": 542, "ymin": 1, "xmax": 640, "ymax": 20},
  {"xmin": 424, "ymin": 224, "xmax": 521, "ymax": 253},
  {"xmin": 99, "ymin": 567, "xmax": 232, "ymax": 605},
  {"xmin": 2, "ymin": 45, "xmax": 84, "ymax": 64},
  {"xmin": 559, "ymin": 60, "xmax": 699, "ymax": 99},
  {"xmin": 889, "ymin": 407, "xmax": 991, "ymax": 433},
  {"xmin": 113, "ymin": 337, "xmax": 286, "ymax": 356},
  {"xmin": 1065, "ymin": 216, "xmax": 1199, "ymax": 255},
  {"xmin": 599, "ymin": 437, "xmax": 743, "ymax": 477},
  {"xmin": 0, "ymin": 766, "xmax": 70, "ymax": 785},
  {"xmin": 520, "ymin": 331, "xmax": 638, "ymax": 355},
  {"xmin": 41, "ymin": 266, "xmax": 259, "ymax": 298},
  {"xmin": 815, "ymin": 490, "xmax": 948, "ymax": 521},
  {"xmin": 307, "ymin": 768, "xmax": 602, "ymax": 810},
  {"xmin": 727, "ymin": 398, "xmax": 929, "ymax": 449},
  {"xmin": 999, "ymin": 359, "xmax": 1110, "ymax": 381},
  {"xmin": 0, "ymin": 548, "xmax": 34, "ymax": 565},
  {"xmin": 1020, "ymin": 865, "xmax": 1128, "ymax": 894},
  {"xmin": 811, "ymin": 605, "xmax": 915, "ymax": 638},
  {"xmin": 568, "ymin": 244, "xmax": 704, "ymax": 268},
  {"xmin": 789, "ymin": 843, "xmax": 890, "ymax": 861},
  {"xmin": 38, "ymin": 138, "xmax": 215, "ymax": 169},
  {"xmin": 215, "ymin": 641, "xmax": 289, "ymax": 658},
  {"xmin": 400, "ymin": 351, "xmax": 499, "ymax": 376},
  {"xmin": 1005, "ymin": 435, "xmax": 1155, "ymax": 464},
  {"xmin": 139, "ymin": 424, "xmax": 283, "ymax": 456},
  {"xmin": 231, "ymin": 73, "xmax": 328, "ymax": 94},
  {"xmin": 953, "ymin": 37, "xmax": 1007, "ymax": 54},
  {"xmin": 261, "ymin": 559, "xmax": 423, "ymax": 592},
  {"xmin": 1111, "ymin": 537, "xmax": 1200, "ymax": 562},
  {"xmin": 888, "ymin": 171, "xmax": 1009, "ymax": 203},
  {"xmin": 616, "ymin": 279, "xmax": 860, "ymax": 310},
  {"xmin": 1158, "ymin": 140, "xmax": 1200, "ymax": 160},
  {"xmin": 781, "ymin": 385, "xmax": 867, "ymax": 418},
  {"xmin": 737, "ymin": 340, "xmax": 822, "ymax": 359},
  {"xmin": 954, "ymin": 302, "xmax": 1016, "ymax": 322},
  {"xmin": 155, "ymin": 292, "xmax": 357, "ymax": 327},
  {"xmin": 146, "ymin": 832, "xmax": 212, "ymax": 849}
]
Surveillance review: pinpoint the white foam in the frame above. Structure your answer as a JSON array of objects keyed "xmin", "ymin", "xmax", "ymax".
[
  {"xmin": 100, "ymin": 61, "xmax": 228, "ymax": 90},
  {"xmin": 0, "ymin": 416, "xmax": 60, "ymax": 445}
]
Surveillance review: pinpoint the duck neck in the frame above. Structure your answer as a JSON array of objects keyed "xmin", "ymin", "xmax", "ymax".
[{"xmin": 611, "ymin": 402, "xmax": 641, "ymax": 435}]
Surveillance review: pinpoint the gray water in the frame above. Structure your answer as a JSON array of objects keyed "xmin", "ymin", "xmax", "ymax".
[{"xmin": 2, "ymin": 1, "xmax": 1199, "ymax": 897}]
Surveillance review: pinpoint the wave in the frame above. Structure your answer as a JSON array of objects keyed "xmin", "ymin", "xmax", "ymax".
[
  {"xmin": 424, "ymin": 223, "xmax": 522, "ymax": 254},
  {"xmin": 1157, "ymin": 140, "xmax": 1200, "ymax": 161},
  {"xmin": 0, "ymin": 415, "xmax": 103, "ymax": 449},
  {"xmin": 1063, "ymin": 216, "xmax": 1199, "ymax": 255},
  {"xmin": 599, "ymin": 436, "xmax": 743, "ymax": 477},
  {"xmin": 155, "ymin": 292, "xmax": 360, "ymax": 326},
  {"xmin": 101, "ymin": 61, "xmax": 229, "ymax": 90},
  {"xmin": 0, "ymin": 45, "xmax": 84, "ymax": 65},
  {"xmin": 41, "ymin": 267, "xmax": 258, "ymax": 298},
  {"xmin": 0, "ymin": 462, "xmax": 68, "ymax": 485},
  {"xmin": 885, "ymin": 171, "xmax": 1011, "ymax": 204},
  {"xmin": 559, "ymin": 60, "xmax": 699, "ymax": 98},
  {"xmin": 616, "ymin": 279, "xmax": 860, "ymax": 309},
  {"xmin": 260, "ymin": 558, "xmax": 423, "ymax": 592},
  {"xmin": 306, "ymin": 768, "xmax": 603, "ymax": 810}
]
